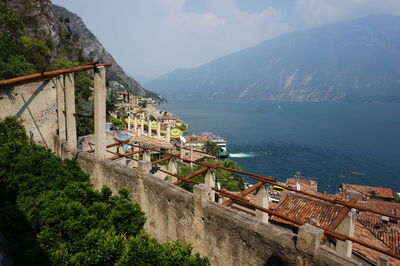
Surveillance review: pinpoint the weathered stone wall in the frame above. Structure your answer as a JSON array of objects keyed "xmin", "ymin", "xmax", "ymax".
[
  {"xmin": 0, "ymin": 80, "xmax": 58, "ymax": 149},
  {"xmin": 65, "ymin": 145, "xmax": 361, "ymax": 266}
]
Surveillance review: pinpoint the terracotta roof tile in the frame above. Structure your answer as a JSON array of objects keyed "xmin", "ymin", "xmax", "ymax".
[
  {"xmin": 270, "ymin": 193, "xmax": 345, "ymax": 228},
  {"xmin": 341, "ymin": 183, "xmax": 394, "ymax": 199}
]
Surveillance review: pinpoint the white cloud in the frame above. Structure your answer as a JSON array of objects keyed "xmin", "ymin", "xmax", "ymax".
[{"xmin": 53, "ymin": 0, "xmax": 400, "ymax": 79}]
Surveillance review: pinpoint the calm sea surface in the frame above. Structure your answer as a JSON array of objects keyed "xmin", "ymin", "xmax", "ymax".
[{"xmin": 160, "ymin": 99, "xmax": 400, "ymax": 193}]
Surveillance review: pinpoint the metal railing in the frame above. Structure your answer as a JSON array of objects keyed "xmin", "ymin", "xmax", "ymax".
[{"xmin": 87, "ymin": 137, "xmax": 400, "ymax": 261}]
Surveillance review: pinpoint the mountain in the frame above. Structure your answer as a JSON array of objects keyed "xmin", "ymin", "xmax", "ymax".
[
  {"xmin": 51, "ymin": 5, "xmax": 159, "ymax": 99},
  {"xmin": 147, "ymin": 14, "xmax": 400, "ymax": 103},
  {"xmin": 2, "ymin": 0, "xmax": 159, "ymax": 99}
]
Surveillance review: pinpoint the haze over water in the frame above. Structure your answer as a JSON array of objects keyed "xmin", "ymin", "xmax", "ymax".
[{"xmin": 161, "ymin": 99, "xmax": 400, "ymax": 193}]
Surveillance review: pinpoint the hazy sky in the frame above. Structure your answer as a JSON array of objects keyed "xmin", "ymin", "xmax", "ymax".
[{"xmin": 53, "ymin": 0, "xmax": 400, "ymax": 81}]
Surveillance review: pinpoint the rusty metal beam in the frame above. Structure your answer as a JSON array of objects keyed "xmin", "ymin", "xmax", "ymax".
[
  {"xmin": 152, "ymin": 156, "xmax": 171, "ymax": 165},
  {"xmin": 0, "ymin": 62, "xmax": 112, "ymax": 88},
  {"xmin": 158, "ymin": 169, "xmax": 201, "ymax": 185},
  {"xmin": 109, "ymin": 149, "xmax": 144, "ymax": 161},
  {"xmin": 113, "ymin": 139, "xmax": 400, "ymax": 220},
  {"xmin": 223, "ymin": 181, "xmax": 264, "ymax": 207},
  {"xmin": 173, "ymin": 166, "xmax": 209, "ymax": 185},
  {"xmin": 214, "ymin": 189, "xmax": 400, "ymax": 260}
]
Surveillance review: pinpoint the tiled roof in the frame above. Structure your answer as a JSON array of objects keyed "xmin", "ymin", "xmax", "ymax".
[
  {"xmin": 353, "ymin": 221, "xmax": 400, "ymax": 265},
  {"xmin": 355, "ymin": 201, "xmax": 400, "ymax": 256},
  {"xmin": 184, "ymin": 135, "xmax": 209, "ymax": 143},
  {"xmin": 341, "ymin": 183, "xmax": 394, "ymax": 199},
  {"xmin": 270, "ymin": 193, "xmax": 345, "ymax": 228},
  {"xmin": 285, "ymin": 178, "xmax": 318, "ymax": 193}
]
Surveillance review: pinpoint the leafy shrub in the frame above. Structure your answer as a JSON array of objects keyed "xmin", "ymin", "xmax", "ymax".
[{"xmin": 0, "ymin": 117, "xmax": 209, "ymax": 265}]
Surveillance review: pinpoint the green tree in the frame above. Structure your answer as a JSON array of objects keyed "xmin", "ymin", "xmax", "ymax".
[
  {"xmin": 0, "ymin": 117, "xmax": 209, "ymax": 265},
  {"xmin": 202, "ymin": 141, "xmax": 221, "ymax": 157}
]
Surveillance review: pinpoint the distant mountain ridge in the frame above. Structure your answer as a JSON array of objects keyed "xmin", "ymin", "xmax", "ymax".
[{"xmin": 147, "ymin": 14, "xmax": 400, "ymax": 103}]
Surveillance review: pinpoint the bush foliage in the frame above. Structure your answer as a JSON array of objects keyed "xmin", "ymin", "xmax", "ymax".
[
  {"xmin": 177, "ymin": 159, "xmax": 245, "ymax": 192},
  {"xmin": 0, "ymin": 117, "xmax": 209, "ymax": 265}
]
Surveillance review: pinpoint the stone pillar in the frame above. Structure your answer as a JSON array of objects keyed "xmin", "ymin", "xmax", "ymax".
[
  {"xmin": 148, "ymin": 120, "xmax": 152, "ymax": 137},
  {"xmin": 190, "ymin": 146, "xmax": 194, "ymax": 169},
  {"xmin": 64, "ymin": 73, "xmax": 77, "ymax": 151},
  {"xmin": 127, "ymin": 116, "xmax": 131, "ymax": 131},
  {"xmin": 117, "ymin": 156, "xmax": 127, "ymax": 166},
  {"xmin": 336, "ymin": 209, "xmax": 356, "ymax": 257},
  {"xmin": 204, "ymin": 169, "xmax": 216, "ymax": 202},
  {"xmin": 256, "ymin": 185, "xmax": 269, "ymax": 224},
  {"xmin": 56, "ymin": 76, "xmax": 66, "ymax": 142},
  {"xmin": 94, "ymin": 66, "xmax": 107, "ymax": 160},
  {"xmin": 167, "ymin": 158, "xmax": 178, "ymax": 183},
  {"xmin": 132, "ymin": 145, "xmax": 139, "ymax": 167},
  {"xmin": 143, "ymin": 150, "xmax": 151, "ymax": 162},
  {"xmin": 134, "ymin": 117, "xmax": 137, "ymax": 133},
  {"xmin": 138, "ymin": 160, "xmax": 152, "ymax": 175},
  {"xmin": 378, "ymin": 256, "xmax": 389, "ymax": 266},
  {"xmin": 297, "ymin": 223, "xmax": 324, "ymax": 256},
  {"xmin": 166, "ymin": 126, "xmax": 171, "ymax": 143},
  {"xmin": 157, "ymin": 122, "xmax": 161, "ymax": 140}
]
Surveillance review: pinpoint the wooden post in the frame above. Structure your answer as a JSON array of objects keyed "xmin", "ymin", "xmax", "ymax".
[
  {"xmin": 94, "ymin": 66, "xmax": 107, "ymax": 160},
  {"xmin": 64, "ymin": 73, "xmax": 77, "ymax": 150}
]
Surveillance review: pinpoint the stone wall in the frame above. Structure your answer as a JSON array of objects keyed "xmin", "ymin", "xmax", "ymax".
[
  {"xmin": 0, "ymin": 80, "xmax": 58, "ymax": 150},
  {"xmin": 65, "ymin": 146, "xmax": 361, "ymax": 266}
]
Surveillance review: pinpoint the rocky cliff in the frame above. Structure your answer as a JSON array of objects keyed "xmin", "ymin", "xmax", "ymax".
[
  {"xmin": 52, "ymin": 4, "xmax": 160, "ymax": 98},
  {"xmin": 2, "ymin": 0, "xmax": 159, "ymax": 99},
  {"xmin": 147, "ymin": 14, "xmax": 400, "ymax": 103}
]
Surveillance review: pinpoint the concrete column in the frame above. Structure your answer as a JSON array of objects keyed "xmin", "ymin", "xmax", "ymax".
[
  {"xmin": 117, "ymin": 156, "xmax": 127, "ymax": 166},
  {"xmin": 157, "ymin": 122, "xmax": 161, "ymax": 140},
  {"xmin": 148, "ymin": 120, "xmax": 152, "ymax": 137},
  {"xmin": 143, "ymin": 150, "xmax": 151, "ymax": 162},
  {"xmin": 133, "ymin": 145, "xmax": 139, "ymax": 167},
  {"xmin": 134, "ymin": 117, "xmax": 137, "ymax": 133},
  {"xmin": 94, "ymin": 66, "xmax": 107, "ymax": 160},
  {"xmin": 204, "ymin": 169, "xmax": 216, "ymax": 202},
  {"xmin": 64, "ymin": 73, "xmax": 77, "ymax": 151},
  {"xmin": 127, "ymin": 116, "xmax": 131, "ymax": 131},
  {"xmin": 56, "ymin": 76, "xmax": 66, "ymax": 141},
  {"xmin": 256, "ymin": 185, "xmax": 269, "ymax": 224},
  {"xmin": 190, "ymin": 146, "xmax": 194, "ymax": 169},
  {"xmin": 168, "ymin": 158, "xmax": 178, "ymax": 183},
  {"xmin": 297, "ymin": 223, "xmax": 324, "ymax": 256},
  {"xmin": 138, "ymin": 160, "xmax": 152, "ymax": 175},
  {"xmin": 336, "ymin": 209, "xmax": 356, "ymax": 257},
  {"xmin": 378, "ymin": 256, "xmax": 389, "ymax": 266},
  {"xmin": 166, "ymin": 126, "xmax": 171, "ymax": 142}
]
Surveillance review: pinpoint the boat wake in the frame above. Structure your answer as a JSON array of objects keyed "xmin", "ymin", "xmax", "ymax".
[{"xmin": 229, "ymin": 152, "xmax": 255, "ymax": 158}]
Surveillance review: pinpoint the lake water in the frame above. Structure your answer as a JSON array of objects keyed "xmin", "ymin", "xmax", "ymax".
[{"xmin": 160, "ymin": 99, "xmax": 400, "ymax": 193}]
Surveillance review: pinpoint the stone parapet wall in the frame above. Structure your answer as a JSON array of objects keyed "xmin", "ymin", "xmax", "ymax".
[
  {"xmin": 0, "ymin": 80, "xmax": 57, "ymax": 150},
  {"xmin": 64, "ymin": 144, "xmax": 360, "ymax": 266}
]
